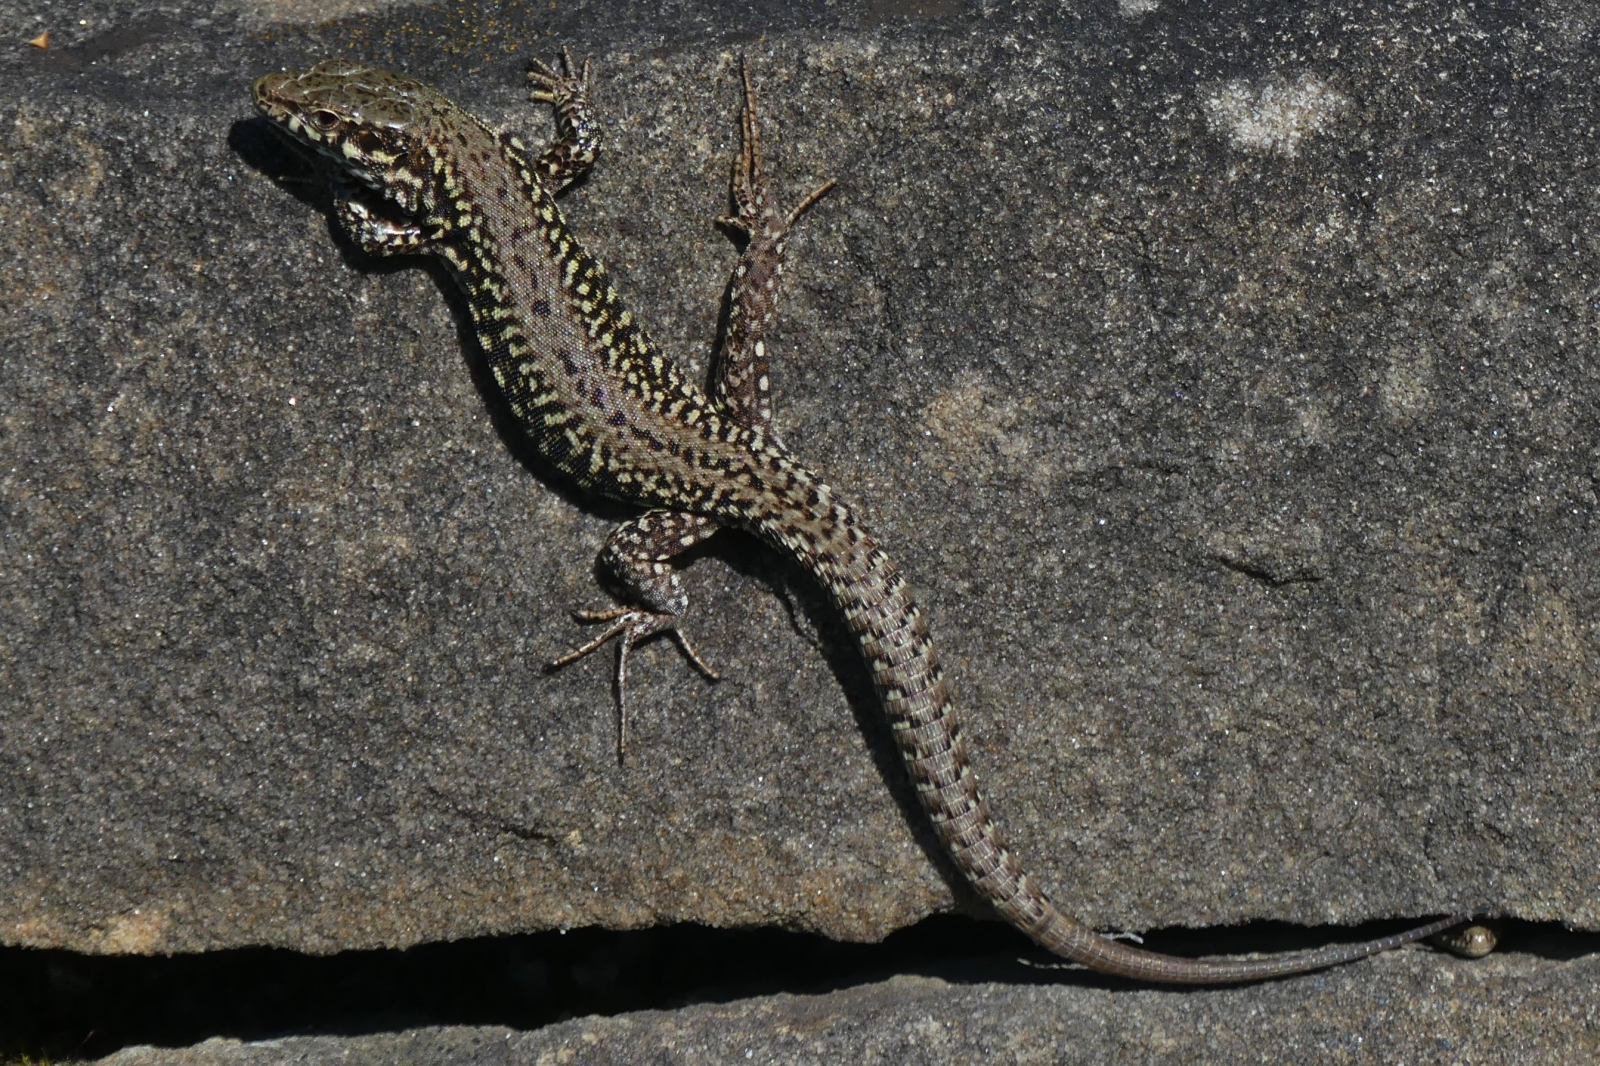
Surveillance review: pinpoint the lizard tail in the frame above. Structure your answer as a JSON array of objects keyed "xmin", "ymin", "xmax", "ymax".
[{"xmin": 752, "ymin": 478, "xmax": 1471, "ymax": 983}]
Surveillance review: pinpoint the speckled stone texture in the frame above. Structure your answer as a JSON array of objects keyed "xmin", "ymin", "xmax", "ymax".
[
  {"xmin": 97, "ymin": 950, "xmax": 1600, "ymax": 1065},
  {"xmin": 1, "ymin": 0, "xmax": 1597, "ymax": 960}
]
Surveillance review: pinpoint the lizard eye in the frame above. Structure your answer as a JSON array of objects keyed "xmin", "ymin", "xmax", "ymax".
[{"xmin": 309, "ymin": 108, "xmax": 340, "ymax": 132}]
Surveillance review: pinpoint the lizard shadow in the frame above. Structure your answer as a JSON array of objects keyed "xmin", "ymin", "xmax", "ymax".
[{"xmin": 231, "ymin": 114, "xmax": 630, "ymax": 522}]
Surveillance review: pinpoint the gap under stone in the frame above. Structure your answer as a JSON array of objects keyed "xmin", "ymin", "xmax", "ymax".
[{"xmin": 0, "ymin": 917, "xmax": 1585, "ymax": 1061}]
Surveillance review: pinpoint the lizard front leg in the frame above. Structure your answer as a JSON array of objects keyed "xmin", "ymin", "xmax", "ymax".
[
  {"xmin": 330, "ymin": 182, "xmax": 442, "ymax": 257},
  {"xmin": 525, "ymin": 48, "xmax": 601, "ymax": 193}
]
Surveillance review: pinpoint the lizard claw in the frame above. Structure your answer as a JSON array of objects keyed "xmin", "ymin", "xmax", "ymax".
[
  {"xmin": 546, "ymin": 606, "xmax": 719, "ymax": 765},
  {"xmin": 528, "ymin": 46, "xmax": 591, "ymax": 107},
  {"xmin": 547, "ymin": 605, "xmax": 720, "ymax": 681},
  {"xmin": 717, "ymin": 58, "xmax": 834, "ymax": 242}
]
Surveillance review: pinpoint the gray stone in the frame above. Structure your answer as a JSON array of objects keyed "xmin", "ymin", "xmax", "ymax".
[
  {"xmin": 2, "ymin": 0, "xmax": 1597, "ymax": 958},
  {"xmin": 98, "ymin": 950, "xmax": 1600, "ymax": 1065}
]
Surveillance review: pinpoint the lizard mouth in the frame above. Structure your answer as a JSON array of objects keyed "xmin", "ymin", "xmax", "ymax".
[
  {"xmin": 255, "ymin": 111, "xmax": 392, "ymax": 202},
  {"xmin": 332, "ymin": 174, "xmax": 410, "ymax": 225}
]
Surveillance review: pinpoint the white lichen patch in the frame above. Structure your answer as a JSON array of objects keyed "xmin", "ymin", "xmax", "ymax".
[
  {"xmin": 1118, "ymin": 0, "xmax": 1160, "ymax": 16},
  {"xmin": 232, "ymin": 0, "xmax": 427, "ymax": 26},
  {"xmin": 1381, "ymin": 345, "xmax": 1437, "ymax": 421},
  {"xmin": 1203, "ymin": 74, "xmax": 1351, "ymax": 157}
]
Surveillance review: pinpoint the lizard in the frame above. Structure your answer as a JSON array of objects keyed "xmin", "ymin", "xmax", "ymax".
[{"xmin": 251, "ymin": 52, "xmax": 1478, "ymax": 982}]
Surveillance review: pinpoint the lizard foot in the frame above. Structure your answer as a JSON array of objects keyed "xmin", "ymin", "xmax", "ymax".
[
  {"xmin": 715, "ymin": 58, "xmax": 834, "ymax": 242},
  {"xmin": 546, "ymin": 606, "xmax": 720, "ymax": 764},
  {"xmin": 525, "ymin": 48, "xmax": 601, "ymax": 194},
  {"xmin": 527, "ymin": 46, "xmax": 591, "ymax": 108}
]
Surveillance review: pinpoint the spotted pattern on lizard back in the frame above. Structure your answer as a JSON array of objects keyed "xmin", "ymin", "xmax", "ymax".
[{"xmin": 251, "ymin": 54, "xmax": 1478, "ymax": 982}]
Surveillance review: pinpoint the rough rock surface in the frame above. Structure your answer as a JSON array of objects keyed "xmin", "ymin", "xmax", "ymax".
[
  {"xmin": 99, "ymin": 950, "xmax": 1600, "ymax": 1065},
  {"xmin": 3, "ymin": 0, "xmax": 1598, "ymax": 961}
]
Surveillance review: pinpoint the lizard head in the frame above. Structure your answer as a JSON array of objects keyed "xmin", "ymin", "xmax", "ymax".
[{"xmin": 253, "ymin": 61, "xmax": 441, "ymax": 215}]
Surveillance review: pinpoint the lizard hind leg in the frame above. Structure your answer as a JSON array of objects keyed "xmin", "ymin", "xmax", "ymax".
[
  {"xmin": 547, "ymin": 511, "xmax": 722, "ymax": 763},
  {"xmin": 710, "ymin": 59, "xmax": 835, "ymax": 431}
]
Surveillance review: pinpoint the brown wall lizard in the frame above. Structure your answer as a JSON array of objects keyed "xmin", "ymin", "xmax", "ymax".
[{"xmin": 251, "ymin": 53, "xmax": 1475, "ymax": 982}]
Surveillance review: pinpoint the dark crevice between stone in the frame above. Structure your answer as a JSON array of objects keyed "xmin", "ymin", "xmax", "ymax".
[{"xmin": 1, "ymin": 916, "xmax": 1591, "ymax": 1062}]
